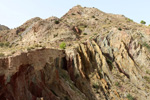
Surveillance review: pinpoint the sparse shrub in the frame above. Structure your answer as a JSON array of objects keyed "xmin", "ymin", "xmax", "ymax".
[
  {"xmin": 55, "ymin": 20, "xmax": 60, "ymax": 24},
  {"xmin": 146, "ymin": 70, "xmax": 150, "ymax": 75},
  {"xmin": 83, "ymin": 33, "xmax": 87, "ymax": 35},
  {"xmin": 0, "ymin": 42, "xmax": 4, "ymax": 47},
  {"xmin": 89, "ymin": 36, "xmax": 93, "ymax": 40},
  {"xmin": 140, "ymin": 20, "xmax": 146, "ymax": 24},
  {"xmin": 94, "ymin": 33, "xmax": 97, "ymax": 35},
  {"xmin": 115, "ymin": 82, "xmax": 119, "ymax": 86},
  {"xmin": 72, "ymin": 13, "xmax": 76, "ymax": 15},
  {"xmin": 0, "ymin": 42, "xmax": 10, "ymax": 47},
  {"xmin": 127, "ymin": 18, "xmax": 133, "ymax": 22},
  {"xmin": 92, "ymin": 16, "xmax": 95, "ymax": 18},
  {"xmin": 127, "ymin": 94, "xmax": 134, "ymax": 100},
  {"xmin": 4, "ymin": 42, "xmax": 10, "ymax": 47},
  {"xmin": 15, "ymin": 43, "xmax": 19, "ymax": 46},
  {"xmin": 144, "ymin": 76, "xmax": 150, "ymax": 83},
  {"xmin": 118, "ymin": 27, "xmax": 122, "ymax": 31},
  {"xmin": 35, "ymin": 44, "xmax": 39, "ymax": 47},
  {"xmin": 92, "ymin": 82, "xmax": 99, "ymax": 89},
  {"xmin": 143, "ymin": 42, "xmax": 150, "ymax": 51},
  {"xmin": 0, "ymin": 53, "xmax": 5, "ymax": 57},
  {"xmin": 60, "ymin": 42, "xmax": 66, "ymax": 49},
  {"xmin": 37, "ymin": 45, "xmax": 42, "ymax": 47},
  {"xmin": 30, "ymin": 47, "xmax": 35, "ymax": 49},
  {"xmin": 35, "ymin": 44, "xmax": 43, "ymax": 48},
  {"xmin": 54, "ymin": 34, "xmax": 58, "ymax": 38},
  {"xmin": 95, "ymin": 18, "xmax": 98, "ymax": 20},
  {"xmin": 27, "ymin": 47, "xmax": 31, "ymax": 51},
  {"xmin": 84, "ymin": 25, "xmax": 87, "ymax": 28},
  {"xmin": 27, "ymin": 47, "xmax": 34, "ymax": 51}
]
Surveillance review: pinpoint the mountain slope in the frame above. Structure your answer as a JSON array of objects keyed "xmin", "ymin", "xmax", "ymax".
[
  {"xmin": 0, "ymin": 5, "xmax": 150, "ymax": 100},
  {"xmin": 0, "ymin": 24, "xmax": 9, "ymax": 31}
]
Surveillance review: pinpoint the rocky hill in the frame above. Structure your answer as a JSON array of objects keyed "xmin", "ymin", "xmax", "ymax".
[
  {"xmin": 0, "ymin": 24, "xmax": 9, "ymax": 31},
  {"xmin": 0, "ymin": 5, "xmax": 150, "ymax": 100}
]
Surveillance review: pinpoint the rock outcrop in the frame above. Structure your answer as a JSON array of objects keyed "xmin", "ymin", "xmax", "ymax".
[{"xmin": 0, "ymin": 25, "xmax": 9, "ymax": 31}]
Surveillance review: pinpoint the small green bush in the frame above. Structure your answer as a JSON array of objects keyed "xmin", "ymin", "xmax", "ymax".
[
  {"xmin": 144, "ymin": 76, "xmax": 150, "ymax": 83},
  {"xmin": 27, "ymin": 48, "xmax": 31, "ymax": 51},
  {"xmin": 5, "ymin": 42, "xmax": 10, "ymax": 47},
  {"xmin": 115, "ymin": 82, "xmax": 119, "ymax": 86},
  {"xmin": 27, "ymin": 47, "xmax": 34, "ymax": 51},
  {"xmin": 30, "ymin": 47, "xmax": 35, "ymax": 49},
  {"xmin": 92, "ymin": 16, "xmax": 95, "ymax": 18},
  {"xmin": 127, "ymin": 18, "xmax": 133, "ymax": 22},
  {"xmin": 54, "ymin": 34, "xmax": 58, "ymax": 38},
  {"xmin": 83, "ymin": 33, "xmax": 87, "ymax": 35},
  {"xmin": 94, "ymin": 33, "xmax": 97, "ymax": 35},
  {"xmin": 89, "ymin": 36, "xmax": 93, "ymax": 40},
  {"xmin": 0, "ymin": 42, "xmax": 10, "ymax": 47},
  {"xmin": 35, "ymin": 44, "xmax": 39, "ymax": 47},
  {"xmin": 118, "ymin": 27, "xmax": 122, "ymax": 31},
  {"xmin": 60, "ymin": 42, "xmax": 66, "ymax": 49},
  {"xmin": 0, "ymin": 42, "xmax": 4, "ymax": 47},
  {"xmin": 140, "ymin": 20, "xmax": 146, "ymax": 24},
  {"xmin": 146, "ymin": 70, "xmax": 150, "ymax": 75},
  {"xmin": 127, "ymin": 94, "xmax": 134, "ymax": 100},
  {"xmin": 84, "ymin": 25, "xmax": 87, "ymax": 28},
  {"xmin": 92, "ymin": 82, "xmax": 99, "ymax": 89},
  {"xmin": 72, "ymin": 13, "xmax": 76, "ymax": 15},
  {"xmin": 55, "ymin": 20, "xmax": 60, "ymax": 24}
]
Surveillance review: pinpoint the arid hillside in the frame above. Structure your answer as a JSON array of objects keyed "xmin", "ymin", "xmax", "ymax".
[
  {"xmin": 0, "ymin": 5, "xmax": 150, "ymax": 100},
  {"xmin": 0, "ymin": 24, "xmax": 9, "ymax": 31}
]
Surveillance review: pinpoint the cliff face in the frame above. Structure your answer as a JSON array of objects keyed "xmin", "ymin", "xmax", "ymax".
[
  {"xmin": 0, "ymin": 36, "xmax": 150, "ymax": 100},
  {"xmin": 0, "ymin": 48, "xmax": 88, "ymax": 100},
  {"xmin": 0, "ymin": 5, "xmax": 150, "ymax": 100}
]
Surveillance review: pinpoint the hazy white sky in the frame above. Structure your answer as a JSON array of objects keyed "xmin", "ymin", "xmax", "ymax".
[{"xmin": 0, "ymin": 0, "xmax": 150, "ymax": 28}]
